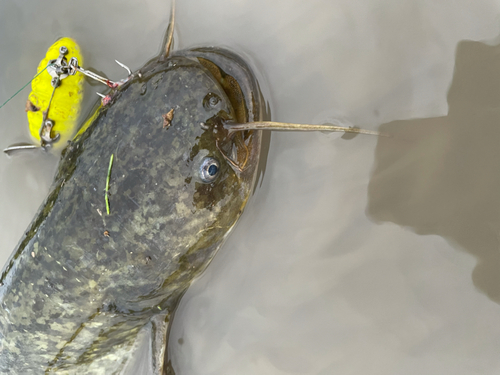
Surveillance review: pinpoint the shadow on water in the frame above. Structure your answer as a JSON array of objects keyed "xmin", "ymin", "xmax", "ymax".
[{"xmin": 367, "ymin": 39, "xmax": 500, "ymax": 303}]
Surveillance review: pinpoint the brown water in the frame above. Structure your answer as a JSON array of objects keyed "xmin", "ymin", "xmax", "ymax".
[
  {"xmin": 2, "ymin": 0, "xmax": 500, "ymax": 374},
  {"xmin": 369, "ymin": 39, "xmax": 500, "ymax": 303}
]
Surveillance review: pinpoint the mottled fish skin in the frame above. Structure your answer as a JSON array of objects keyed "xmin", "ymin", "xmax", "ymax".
[{"xmin": 0, "ymin": 50, "xmax": 264, "ymax": 374}]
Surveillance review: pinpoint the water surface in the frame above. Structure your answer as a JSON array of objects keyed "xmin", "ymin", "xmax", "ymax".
[{"xmin": 1, "ymin": 0, "xmax": 500, "ymax": 374}]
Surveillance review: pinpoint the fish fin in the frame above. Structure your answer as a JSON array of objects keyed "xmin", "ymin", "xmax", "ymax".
[
  {"xmin": 151, "ymin": 313, "xmax": 171, "ymax": 374},
  {"xmin": 164, "ymin": 0, "xmax": 176, "ymax": 58}
]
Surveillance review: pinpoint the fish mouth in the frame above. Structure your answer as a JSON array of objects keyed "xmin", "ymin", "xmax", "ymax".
[
  {"xmin": 173, "ymin": 47, "xmax": 269, "ymax": 179},
  {"xmin": 168, "ymin": 48, "xmax": 384, "ymax": 182}
]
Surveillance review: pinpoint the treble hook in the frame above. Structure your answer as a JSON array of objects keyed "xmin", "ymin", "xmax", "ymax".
[{"xmin": 68, "ymin": 57, "xmax": 133, "ymax": 89}]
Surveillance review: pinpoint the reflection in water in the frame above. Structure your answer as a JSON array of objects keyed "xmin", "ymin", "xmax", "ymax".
[{"xmin": 368, "ymin": 39, "xmax": 500, "ymax": 303}]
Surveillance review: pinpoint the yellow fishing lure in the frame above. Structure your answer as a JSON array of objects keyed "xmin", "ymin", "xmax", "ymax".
[
  {"xmin": 3, "ymin": 36, "xmax": 135, "ymax": 155},
  {"xmin": 26, "ymin": 37, "xmax": 85, "ymax": 147}
]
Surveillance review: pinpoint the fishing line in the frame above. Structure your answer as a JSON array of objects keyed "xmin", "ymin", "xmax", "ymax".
[{"xmin": 0, "ymin": 63, "xmax": 53, "ymax": 111}]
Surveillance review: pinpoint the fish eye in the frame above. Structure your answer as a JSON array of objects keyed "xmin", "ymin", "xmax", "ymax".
[{"xmin": 199, "ymin": 157, "xmax": 220, "ymax": 183}]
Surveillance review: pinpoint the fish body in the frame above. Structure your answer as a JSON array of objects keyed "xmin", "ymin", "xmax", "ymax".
[{"xmin": 0, "ymin": 47, "xmax": 265, "ymax": 374}]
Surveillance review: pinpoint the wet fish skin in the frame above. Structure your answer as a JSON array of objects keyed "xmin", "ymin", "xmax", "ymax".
[{"xmin": 0, "ymin": 51, "xmax": 263, "ymax": 374}]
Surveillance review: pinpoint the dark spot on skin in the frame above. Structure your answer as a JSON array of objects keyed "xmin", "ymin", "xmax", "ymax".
[
  {"xmin": 33, "ymin": 297, "xmax": 44, "ymax": 312},
  {"xmin": 45, "ymin": 278, "xmax": 61, "ymax": 292},
  {"xmin": 151, "ymin": 73, "xmax": 164, "ymax": 89},
  {"xmin": 102, "ymin": 302, "xmax": 118, "ymax": 313},
  {"xmin": 189, "ymin": 143, "xmax": 200, "ymax": 161},
  {"xmin": 49, "ymin": 311, "xmax": 62, "ymax": 320}
]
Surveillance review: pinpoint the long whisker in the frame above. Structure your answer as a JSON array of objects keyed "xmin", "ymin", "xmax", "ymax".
[
  {"xmin": 235, "ymin": 134, "xmax": 250, "ymax": 170},
  {"xmin": 216, "ymin": 139, "xmax": 244, "ymax": 173},
  {"xmin": 224, "ymin": 121, "xmax": 388, "ymax": 137}
]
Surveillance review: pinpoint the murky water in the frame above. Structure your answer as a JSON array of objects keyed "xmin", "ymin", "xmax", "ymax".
[{"xmin": 2, "ymin": 0, "xmax": 500, "ymax": 374}]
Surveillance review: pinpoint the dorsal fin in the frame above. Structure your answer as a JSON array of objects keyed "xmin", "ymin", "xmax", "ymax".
[{"xmin": 164, "ymin": 0, "xmax": 176, "ymax": 58}]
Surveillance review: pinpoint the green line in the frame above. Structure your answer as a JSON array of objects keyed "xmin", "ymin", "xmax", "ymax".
[
  {"xmin": 105, "ymin": 154, "xmax": 114, "ymax": 215},
  {"xmin": 0, "ymin": 63, "xmax": 53, "ymax": 110}
]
